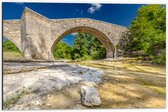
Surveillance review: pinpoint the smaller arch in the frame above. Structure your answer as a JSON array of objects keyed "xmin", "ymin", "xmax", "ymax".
[
  {"xmin": 3, "ymin": 37, "xmax": 22, "ymax": 54},
  {"xmin": 51, "ymin": 26, "xmax": 116, "ymax": 59},
  {"xmin": 3, "ymin": 37, "xmax": 22, "ymax": 52}
]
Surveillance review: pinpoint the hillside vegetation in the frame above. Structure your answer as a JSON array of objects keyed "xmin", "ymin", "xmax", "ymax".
[{"xmin": 118, "ymin": 5, "xmax": 166, "ymax": 65}]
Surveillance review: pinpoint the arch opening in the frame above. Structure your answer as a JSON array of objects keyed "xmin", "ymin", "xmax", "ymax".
[
  {"xmin": 51, "ymin": 27, "xmax": 115, "ymax": 60},
  {"xmin": 3, "ymin": 37, "xmax": 23, "ymax": 59}
]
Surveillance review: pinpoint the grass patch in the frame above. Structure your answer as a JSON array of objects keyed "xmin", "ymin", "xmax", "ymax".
[
  {"xmin": 141, "ymin": 80, "xmax": 166, "ymax": 95},
  {"xmin": 3, "ymin": 52, "xmax": 23, "ymax": 60},
  {"xmin": 147, "ymin": 86, "xmax": 166, "ymax": 95},
  {"xmin": 3, "ymin": 94, "xmax": 22, "ymax": 108},
  {"xmin": 143, "ymin": 81, "xmax": 156, "ymax": 87},
  {"xmin": 3, "ymin": 88, "xmax": 31, "ymax": 108}
]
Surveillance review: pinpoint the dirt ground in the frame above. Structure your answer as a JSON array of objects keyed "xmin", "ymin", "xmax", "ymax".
[
  {"xmin": 76, "ymin": 59, "xmax": 166, "ymax": 108},
  {"xmin": 3, "ymin": 52, "xmax": 23, "ymax": 60}
]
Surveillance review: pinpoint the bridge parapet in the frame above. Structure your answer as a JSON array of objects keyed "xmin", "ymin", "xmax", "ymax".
[{"xmin": 50, "ymin": 18, "xmax": 127, "ymax": 46}]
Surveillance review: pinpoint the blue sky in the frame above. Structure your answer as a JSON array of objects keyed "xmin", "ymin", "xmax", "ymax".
[{"xmin": 3, "ymin": 2, "xmax": 144, "ymax": 46}]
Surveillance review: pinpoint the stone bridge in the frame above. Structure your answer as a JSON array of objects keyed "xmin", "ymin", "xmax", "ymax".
[{"xmin": 3, "ymin": 7, "xmax": 127, "ymax": 60}]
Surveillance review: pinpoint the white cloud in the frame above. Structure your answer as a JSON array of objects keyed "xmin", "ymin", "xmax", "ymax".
[
  {"xmin": 87, "ymin": 3, "xmax": 102, "ymax": 14},
  {"xmin": 71, "ymin": 33, "xmax": 78, "ymax": 36}
]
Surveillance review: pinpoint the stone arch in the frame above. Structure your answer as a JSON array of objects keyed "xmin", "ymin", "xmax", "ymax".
[
  {"xmin": 3, "ymin": 20, "xmax": 22, "ymax": 52},
  {"xmin": 51, "ymin": 26, "xmax": 116, "ymax": 59}
]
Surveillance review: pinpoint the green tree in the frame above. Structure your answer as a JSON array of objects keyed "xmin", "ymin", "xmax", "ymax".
[
  {"xmin": 90, "ymin": 36, "xmax": 106, "ymax": 59},
  {"xmin": 119, "ymin": 5, "xmax": 166, "ymax": 64},
  {"xmin": 72, "ymin": 32, "xmax": 106, "ymax": 60},
  {"xmin": 128, "ymin": 5, "xmax": 166, "ymax": 55},
  {"xmin": 71, "ymin": 32, "xmax": 90, "ymax": 60},
  {"xmin": 53, "ymin": 41, "xmax": 72, "ymax": 59}
]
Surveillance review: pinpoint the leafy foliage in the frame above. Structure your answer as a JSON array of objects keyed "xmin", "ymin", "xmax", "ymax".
[
  {"xmin": 53, "ymin": 41, "xmax": 72, "ymax": 59},
  {"xmin": 152, "ymin": 50, "xmax": 166, "ymax": 65},
  {"xmin": 72, "ymin": 32, "xmax": 106, "ymax": 60},
  {"xmin": 118, "ymin": 5, "xmax": 166, "ymax": 64},
  {"xmin": 3, "ymin": 39, "xmax": 21, "ymax": 53}
]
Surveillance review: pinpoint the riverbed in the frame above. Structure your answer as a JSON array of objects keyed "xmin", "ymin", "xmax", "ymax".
[{"xmin": 3, "ymin": 59, "xmax": 166, "ymax": 110}]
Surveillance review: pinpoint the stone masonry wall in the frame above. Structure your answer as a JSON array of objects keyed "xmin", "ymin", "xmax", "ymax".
[
  {"xmin": 21, "ymin": 8, "xmax": 52, "ymax": 60},
  {"xmin": 3, "ymin": 20, "xmax": 22, "ymax": 51}
]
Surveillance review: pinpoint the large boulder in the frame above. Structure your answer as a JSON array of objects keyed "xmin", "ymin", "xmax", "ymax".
[{"xmin": 80, "ymin": 86, "xmax": 101, "ymax": 107}]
